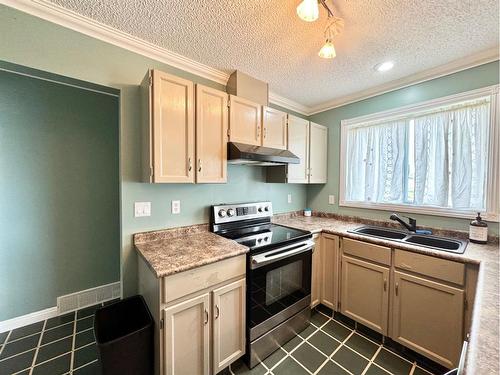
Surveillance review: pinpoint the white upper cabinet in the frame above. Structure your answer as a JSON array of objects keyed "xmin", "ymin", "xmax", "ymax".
[
  {"xmin": 309, "ymin": 122, "xmax": 328, "ymax": 183},
  {"xmin": 142, "ymin": 70, "xmax": 195, "ymax": 183},
  {"xmin": 262, "ymin": 106, "xmax": 287, "ymax": 150},
  {"xmin": 195, "ymin": 84, "xmax": 228, "ymax": 183},
  {"xmin": 287, "ymin": 115, "xmax": 310, "ymax": 183},
  {"xmin": 228, "ymin": 95, "xmax": 262, "ymax": 146}
]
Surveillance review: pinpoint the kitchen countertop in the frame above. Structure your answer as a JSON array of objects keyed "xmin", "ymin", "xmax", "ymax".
[
  {"xmin": 273, "ymin": 214, "xmax": 499, "ymax": 375},
  {"xmin": 134, "ymin": 224, "xmax": 249, "ymax": 278}
]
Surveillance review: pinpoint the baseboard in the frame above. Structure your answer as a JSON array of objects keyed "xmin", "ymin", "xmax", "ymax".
[
  {"xmin": 0, "ymin": 307, "xmax": 58, "ymax": 333},
  {"xmin": 0, "ymin": 281, "xmax": 121, "ymax": 333}
]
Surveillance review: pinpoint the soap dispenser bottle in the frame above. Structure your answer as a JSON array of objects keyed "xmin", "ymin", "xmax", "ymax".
[{"xmin": 469, "ymin": 212, "xmax": 488, "ymax": 244}]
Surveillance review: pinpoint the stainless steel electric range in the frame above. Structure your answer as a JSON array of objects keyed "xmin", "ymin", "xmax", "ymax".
[{"xmin": 211, "ymin": 201, "xmax": 314, "ymax": 368}]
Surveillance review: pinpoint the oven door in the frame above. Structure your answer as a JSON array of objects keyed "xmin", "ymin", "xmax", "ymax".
[{"xmin": 248, "ymin": 240, "xmax": 313, "ymax": 341}]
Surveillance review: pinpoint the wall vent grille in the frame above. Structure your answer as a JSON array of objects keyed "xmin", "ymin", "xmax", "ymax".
[{"xmin": 57, "ymin": 282, "xmax": 121, "ymax": 314}]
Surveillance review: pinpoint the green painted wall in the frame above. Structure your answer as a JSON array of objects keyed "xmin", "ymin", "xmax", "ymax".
[
  {"xmin": 0, "ymin": 5, "xmax": 308, "ymax": 305},
  {"xmin": 0, "ymin": 65, "xmax": 120, "ymax": 320},
  {"xmin": 308, "ymin": 61, "xmax": 500, "ymax": 235}
]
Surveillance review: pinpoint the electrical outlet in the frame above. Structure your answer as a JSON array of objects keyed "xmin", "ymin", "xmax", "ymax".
[
  {"xmin": 171, "ymin": 200, "xmax": 181, "ymax": 214},
  {"xmin": 134, "ymin": 202, "xmax": 151, "ymax": 217},
  {"xmin": 328, "ymin": 195, "xmax": 335, "ymax": 205},
  {"xmin": 287, "ymin": 194, "xmax": 292, "ymax": 204}
]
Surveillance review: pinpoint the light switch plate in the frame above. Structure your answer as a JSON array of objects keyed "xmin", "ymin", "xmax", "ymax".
[
  {"xmin": 171, "ymin": 200, "xmax": 181, "ymax": 214},
  {"xmin": 287, "ymin": 194, "xmax": 292, "ymax": 204},
  {"xmin": 134, "ymin": 202, "xmax": 151, "ymax": 217},
  {"xmin": 328, "ymin": 195, "xmax": 335, "ymax": 205}
]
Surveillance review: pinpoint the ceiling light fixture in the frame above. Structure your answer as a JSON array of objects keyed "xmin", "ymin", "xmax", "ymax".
[
  {"xmin": 374, "ymin": 61, "xmax": 394, "ymax": 72},
  {"xmin": 297, "ymin": 0, "xmax": 344, "ymax": 60},
  {"xmin": 296, "ymin": 0, "xmax": 319, "ymax": 22}
]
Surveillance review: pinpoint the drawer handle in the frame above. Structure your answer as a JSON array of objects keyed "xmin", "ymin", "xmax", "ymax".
[
  {"xmin": 215, "ymin": 304, "xmax": 220, "ymax": 319},
  {"xmin": 400, "ymin": 263, "xmax": 412, "ymax": 270},
  {"xmin": 204, "ymin": 309, "xmax": 209, "ymax": 325},
  {"xmin": 395, "ymin": 282, "xmax": 399, "ymax": 296},
  {"xmin": 383, "ymin": 279, "xmax": 387, "ymax": 292}
]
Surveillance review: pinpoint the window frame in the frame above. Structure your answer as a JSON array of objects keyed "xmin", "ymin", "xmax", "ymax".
[{"xmin": 339, "ymin": 84, "xmax": 499, "ymax": 222}]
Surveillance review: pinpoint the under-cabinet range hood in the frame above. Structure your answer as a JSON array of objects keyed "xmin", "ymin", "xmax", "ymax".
[{"xmin": 228, "ymin": 142, "xmax": 300, "ymax": 166}]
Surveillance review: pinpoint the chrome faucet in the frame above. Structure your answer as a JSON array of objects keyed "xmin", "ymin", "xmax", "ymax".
[{"xmin": 390, "ymin": 213, "xmax": 417, "ymax": 232}]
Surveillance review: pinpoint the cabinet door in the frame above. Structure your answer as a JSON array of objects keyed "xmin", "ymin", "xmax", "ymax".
[
  {"xmin": 152, "ymin": 70, "xmax": 195, "ymax": 183},
  {"xmin": 262, "ymin": 106, "xmax": 287, "ymax": 149},
  {"xmin": 341, "ymin": 255, "xmax": 389, "ymax": 335},
  {"xmin": 163, "ymin": 293, "xmax": 210, "ymax": 375},
  {"xmin": 309, "ymin": 122, "xmax": 327, "ymax": 183},
  {"xmin": 228, "ymin": 95, "xmax": 261, "ymax": 146},
  {"xmin": 322, "ymin": 235, "xmax": 339, "ymax": 310},
  {"xmin": 311, "ymin": 235, "xmax": 322, "ymax": 308},
  {"xmin": 287, "ymin": 116, "xmax": 309, "ymax": 183},
  {"xmin": 212, "ymin": 278, "xmax": 246, "ymax": 374},
  {"xmin": 195, "ymin": 85, "xmax": 228, "ymax": 183},
  {"xmin": 392, "ymin": 271, "xmax": 464, "ymax": 368}
]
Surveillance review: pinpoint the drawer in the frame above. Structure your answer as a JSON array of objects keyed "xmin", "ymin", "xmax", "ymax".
[
  {"xmin": 342, "ymin": 238, "xmax": 391, "ymax": 266},
  {"xmin": 162, "ymin": 255, "xmax": 246, "ymax": 303},
  {"xmin": 394, "ymin": 250, "xmax": 465, "ymax": 285}
]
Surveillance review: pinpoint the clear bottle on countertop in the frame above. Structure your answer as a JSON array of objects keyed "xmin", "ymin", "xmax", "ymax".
[{"xmin": 469, "ymin": 212, "xmax": 488, "ymax": 244}]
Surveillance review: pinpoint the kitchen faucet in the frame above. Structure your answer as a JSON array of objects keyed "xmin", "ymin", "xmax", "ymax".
[{"xmin": 390, "ymin": 213, "xmax": 417, "ymax": 232}]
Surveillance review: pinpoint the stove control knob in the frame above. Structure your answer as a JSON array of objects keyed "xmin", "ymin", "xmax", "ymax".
[
  {"xmin": 258, "ymin": 207, "xmax": 263, "ymax": 213},
  {"xmin": 227, "ymin": 208, "xmax": 235, "ymax": 217},
  {"xmin": 264, "ymin": 237, "xmax": 269, "ymax": 242},
  {"xmin": 218, "ymin": 209, "xmax": 227, "ymax": 218},
  {"xmin": 264, "ymin": 206, "xmax": 270, "ymax": 212},
  {"xmin": 257, "ymin": 238, "xmax": 262, "ymax": 243}
]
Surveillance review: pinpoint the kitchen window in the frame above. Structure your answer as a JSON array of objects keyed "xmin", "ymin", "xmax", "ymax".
[{"xmin": 339, "ymin": 85, "xmax": 499, "ymax": 221}]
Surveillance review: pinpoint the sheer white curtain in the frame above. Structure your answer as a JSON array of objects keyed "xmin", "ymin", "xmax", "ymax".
[
  {"xmin": 345, "ymin": 120, "xmax": 406, "ymax": 203},
  {"xmin": 414, "ymin": 101, "xmax": 490, "ymax": 210}
]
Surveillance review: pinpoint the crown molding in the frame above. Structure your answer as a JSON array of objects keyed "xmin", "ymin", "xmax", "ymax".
[
  {"xmin": 3, "ymin": 0, "xmax": 499, "ymax": 117},
  {"xmin": 308, "ymin": 47, "xmax": 500, "ymax": 115},
  {"xmin": 268, "ymin": 91, "xmax": 310, "ymax": 115},
  {"xmin": 2, "ymin": 0, "xmax": 309, "ymax": 114}
]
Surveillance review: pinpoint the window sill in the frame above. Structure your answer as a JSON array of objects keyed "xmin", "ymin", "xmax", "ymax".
[{"xmin": 339, "ymin": 201, "xmax": 500, "ymax": 222}]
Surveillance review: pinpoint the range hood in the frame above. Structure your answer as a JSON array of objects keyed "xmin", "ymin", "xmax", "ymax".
[{"xmin": 228, "ymin": 142, "xmax": 300, "ymax": 166}]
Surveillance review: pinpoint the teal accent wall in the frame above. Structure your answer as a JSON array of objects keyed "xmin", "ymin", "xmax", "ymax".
[
  {"xmin": 0, "ymin": 64, "xmax": 120, "ymax": 320},
  {"xmin": 0, "ymin": 5, "xmax": 307, "ymax": 307},
  {"xmin": 308, "ymin": 61, "xmax": 500, "ymax": 235}
]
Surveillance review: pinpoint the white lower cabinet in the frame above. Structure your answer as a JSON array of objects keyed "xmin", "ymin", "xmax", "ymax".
[
  {"xmin": 392, "ymin": 271, "xmax": 464, "ymax": 368},
  {"xmin": 163, "ymin": 293, "xmax": 211, "ymax": 375},
  {"xmin": 163, "ymin": 278, "xmax": 246, "ymax": 375},
  {"xmin": 340, "ymin": 255, "xmax": 389, "ymax": 335},
  {"xmin": 212, "ymin": 279, "xmax": 246, "ymax": 373}
]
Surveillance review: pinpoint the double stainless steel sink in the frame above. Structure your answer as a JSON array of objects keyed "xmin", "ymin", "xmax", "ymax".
[{"xmin": 348, "ymin": 226, "xmax": 468, "ymax": 254}]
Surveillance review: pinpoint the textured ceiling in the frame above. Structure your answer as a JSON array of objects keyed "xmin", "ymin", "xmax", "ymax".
[{"xmin": 47, "ymin": 0, "xmax": 499, "ymax": 107}]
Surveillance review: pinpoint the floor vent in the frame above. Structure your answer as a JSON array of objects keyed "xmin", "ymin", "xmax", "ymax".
[{"xmin": 57, "ymin": 282, "xmax": 121, "ymax": 314}]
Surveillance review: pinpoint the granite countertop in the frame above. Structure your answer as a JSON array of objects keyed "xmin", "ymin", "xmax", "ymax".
[
  {"xmin": 134, "ymin": 224, "xmax": 249, "ymax": 278},
  {"xmin": 273, "ymin": 214, "xmax": 499, "ymax": 375}
]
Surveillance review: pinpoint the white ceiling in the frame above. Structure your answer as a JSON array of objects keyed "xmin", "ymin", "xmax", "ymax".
[{"xmin": 44, "ymin": 0, "xmax": 499, "ymax": 109}]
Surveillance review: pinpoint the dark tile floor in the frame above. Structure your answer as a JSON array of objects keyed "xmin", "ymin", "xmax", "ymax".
[
  {"xmin": 0, "ymin": 304, "xmax": 102, "ymax": 375},
  {"xmin": 1, "ymin": 304, "xmax": 444, "ymax": 375},
  {"xmin": 229, "ymin": 307, "xmax": 441, "ymax": 375}
]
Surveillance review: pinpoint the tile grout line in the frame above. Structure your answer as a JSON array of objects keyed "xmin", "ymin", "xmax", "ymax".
[
  {"xmin": 28, "ymin": 319, "xmax": 47, "ymax": 374},
  {"xmin": 72, "ymin": 358, "xmax": 98, "ymax": 372},
  {"xmin": 0, "ymin": 330, "xmax": 11, "ymax": 357},
  {"xmin": 69, "ymin": 312, "xmax": 78, "ymax": 374}
]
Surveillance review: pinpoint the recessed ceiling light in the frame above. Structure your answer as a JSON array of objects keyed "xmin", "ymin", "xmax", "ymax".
[{"xmin": 374, "ymin": 61, "xmax": 394, "ymax": 72}]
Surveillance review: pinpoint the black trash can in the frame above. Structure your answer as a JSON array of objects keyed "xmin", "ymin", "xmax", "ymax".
[{"xmin": 94, "ymin": 295, "xmax": 153, "ymax": 375}]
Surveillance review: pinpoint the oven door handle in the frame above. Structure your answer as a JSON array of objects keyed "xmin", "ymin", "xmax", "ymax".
[{"xmin": 250, "ymin": 240, "xmax": 314, "ymax": 269}]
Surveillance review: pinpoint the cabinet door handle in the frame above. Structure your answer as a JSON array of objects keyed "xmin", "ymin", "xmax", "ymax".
[
  {"xmin": 198, "ymin": 158, "xmax": 202, "ymax": 172},
  {"xmin": 263, "ymin": 127, "xmax": 267, "ymax": 139},
  {"xmin": 204, "ymin": 309, "xmax": 209, "ymax": 325},
  {"xmin": 395, "ymin": 282, "xmax": 399, "ymax": 296},
  {"xmin": 215, "ymin": 304, "xmax": 220, "ymax": 319},
  {"xmin": 188, "ymin": 157, "xmax": 192, "ymax": 172},
  {"xmin": 384, "ymin": 279, "xmax": 387, "ymax": 291},
  {"xmin": 257, "ymin": 125, "xmax": 261, "ymax": 139}
]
